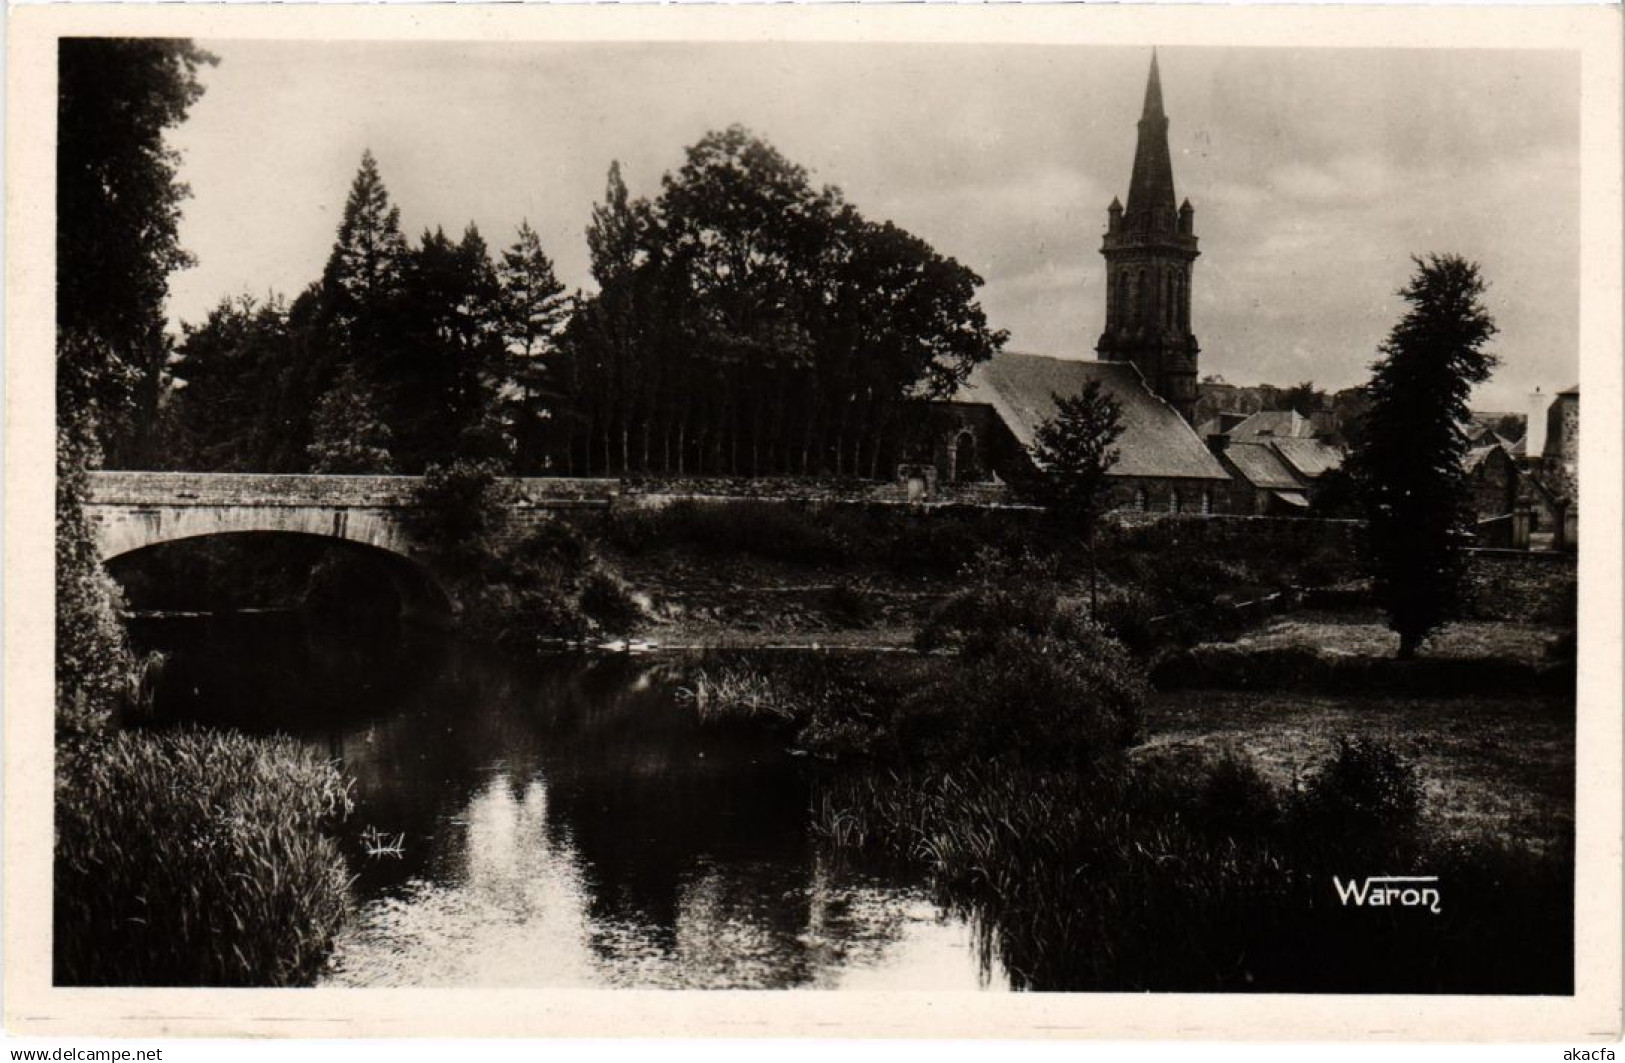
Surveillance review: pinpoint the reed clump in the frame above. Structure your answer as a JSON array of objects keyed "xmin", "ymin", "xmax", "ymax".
[
  {"xmin": 814, "ymin": 743, "xmax": 1571, "ymax": 993},
  {"xmin": 55, "ymin": 727, "xmax": 355, "ymax": 986}
]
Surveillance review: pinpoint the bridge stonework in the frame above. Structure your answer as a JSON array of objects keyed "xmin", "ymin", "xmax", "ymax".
[{"xmin": 85, "ymin": 471, "xmax": 619, "ymax": 619}]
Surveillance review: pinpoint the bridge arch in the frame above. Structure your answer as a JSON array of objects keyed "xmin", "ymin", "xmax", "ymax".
[{"xmin": 96, "ymin": 528, "xmax": 453, "ymax": 623}]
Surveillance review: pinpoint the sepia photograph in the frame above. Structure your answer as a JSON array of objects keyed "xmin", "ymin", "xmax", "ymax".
[{"xmin": 6, "ymin": 1, "xmax": 1621, "ymax": 1043}]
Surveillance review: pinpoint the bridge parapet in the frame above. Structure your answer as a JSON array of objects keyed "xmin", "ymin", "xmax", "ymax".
[{"xmin": 85, "ymin": 471, "xmax": 619, "ymax": 508}]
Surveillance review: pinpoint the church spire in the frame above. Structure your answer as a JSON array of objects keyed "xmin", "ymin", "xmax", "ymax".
[
  {"xmin": 1125, "ymin": 50, "xmax": 1177, "ymax": 225},
  {"xmin": 1142, "ymin": 48, "xmax": 1165, "ymax": 120},
  {"xmin": 1097, "ymin": 48, "xmax": 1201, "ymax": 425}
]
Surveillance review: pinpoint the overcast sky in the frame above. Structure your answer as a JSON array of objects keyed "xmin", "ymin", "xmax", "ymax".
[{"xmin": 165, "ymin": 41, "xmax": 1579, "ymax": 411}]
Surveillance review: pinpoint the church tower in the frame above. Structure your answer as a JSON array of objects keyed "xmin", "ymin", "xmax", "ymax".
[{"xmin": 1096, "ymin": 51, "xmax": 1201, "ymax": 423}]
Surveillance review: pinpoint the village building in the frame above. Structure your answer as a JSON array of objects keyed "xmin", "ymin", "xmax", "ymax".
[{"xmin": 936, "ymin": 52, "xmax": 1234, "ymax": 512}]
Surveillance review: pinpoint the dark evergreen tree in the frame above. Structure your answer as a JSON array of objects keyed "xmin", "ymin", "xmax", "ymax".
[
  {"xmin": 1027, "ymin": 381, "xmax": 1125, "ymax": 614},
  {"xmin": 1347, "ymin": 254, "xmax": 1498, "ymax": 658},
  {"xmin": 495, "ymin": 220, "xmax": 569, "ymax": 472}
]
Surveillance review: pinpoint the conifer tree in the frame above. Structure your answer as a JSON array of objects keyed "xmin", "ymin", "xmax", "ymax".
[
  {"xmin": 1348, "ymin": 254, "xmax": 1498, "ymax": 658},
  {"xmin": 1028, "ymin": 380, "xmax": 1124, "ymax": 615},
  {"xmin": 496, "ymin": 220, "xmax": 569, "ymax": 472}
]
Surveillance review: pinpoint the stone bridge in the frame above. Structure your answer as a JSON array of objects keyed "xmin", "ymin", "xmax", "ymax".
[{"xmin": 85, "ymin": 471, "xmax": 619, "ymax": 619}]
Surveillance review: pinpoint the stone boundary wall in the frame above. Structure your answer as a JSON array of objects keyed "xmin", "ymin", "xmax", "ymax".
[{"xmin": 616, "ymin": 476, "xmax": 1013, "ymax": 507}]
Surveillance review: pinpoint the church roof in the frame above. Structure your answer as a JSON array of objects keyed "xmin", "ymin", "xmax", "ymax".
[
  {"xmin": 954, "ymin": 352, "xmax": 1231, "ymax": 482},
  {"xmin": 1220, "ymin": 441, "xmax": 1306, "ymax": 492}
]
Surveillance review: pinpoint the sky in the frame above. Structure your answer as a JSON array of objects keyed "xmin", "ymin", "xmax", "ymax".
[{"xmin": 164, "ymin": 41, "xmax": 1580, "ymax": 411}]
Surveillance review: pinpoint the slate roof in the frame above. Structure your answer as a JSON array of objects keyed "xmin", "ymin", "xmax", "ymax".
[
  {"xmin": 1220, "ymin": 441, "xmax": 1305, "ymax": 491},
  {"xmin": 955, "ymin": 352, "xmax": 1230, "ymax": 482},
  {"xmin": 1272, "ymin": 438, "xmax": 1344, "ymax": 480},
  {"xmin": 1464, "ymin": 444, "xmax": 1501, "ymax": 473},
  {"xmin": 1228, "ymin": 409, "xmax": 1319, "ymax": 440}
]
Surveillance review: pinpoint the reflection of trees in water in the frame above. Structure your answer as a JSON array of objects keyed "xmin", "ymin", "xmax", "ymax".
[{"xmin": 149, "ymin": 625, "xmax": 973, "ymax": 987}]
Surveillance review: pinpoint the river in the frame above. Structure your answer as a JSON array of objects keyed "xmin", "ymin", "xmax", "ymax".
[{"xmin": 130, "ymin": 614, "xmax": 1007, "ymax": 990}]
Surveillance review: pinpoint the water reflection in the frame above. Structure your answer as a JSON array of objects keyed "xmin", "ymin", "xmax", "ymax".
[{"xmin": 132, "ymin": 614, "xmax": 1004, "ymax": 990}]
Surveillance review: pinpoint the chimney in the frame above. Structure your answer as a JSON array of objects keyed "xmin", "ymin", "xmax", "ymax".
[{"xmin": 1526, "ymin": 389, "xmax": 1550, "ymax": 455}]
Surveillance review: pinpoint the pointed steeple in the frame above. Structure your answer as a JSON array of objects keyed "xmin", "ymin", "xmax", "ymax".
[
  {"xmin": 1142, "ymin": 48, "xmax": 1165, "ymax": 120},
  {"xmin": 1097, "ymin": 49, "xmax": 1201, "ymax": 425},
  {"xmin": 1125, "ymin": 50, "xmax": 1178, "ymax": 226}
]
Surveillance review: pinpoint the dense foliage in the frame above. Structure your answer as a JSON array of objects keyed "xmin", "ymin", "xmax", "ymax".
[
  {"xmin": 152, "ymin": 127, "xmax": 1005, "ymax": 480},
  {"xmin": 1347, "ymin": 255, "xmax": 1498, "ymax": 657},
  {"xmin": 56, "ymin": 38, "xmax": 213, "ymax": 729},
  {"xmin": 55, "ymin": 729, "xmax": 354, "ymax": 986}
]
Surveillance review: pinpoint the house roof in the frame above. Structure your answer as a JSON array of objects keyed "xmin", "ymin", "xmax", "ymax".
[
  {"xmin": 1464, "ymin": 444, "xmax": 1501, "ymax": 473},
  {"xmin": 1558, "ymin": 384, "xmax": 1579, "ymax": 396},
  {"xmin": 1220, "ymin": 441, "xmax": 1306, "ymax": 491},
  {"xmin": 955, "ymin": 352, "xmax": 1230, "ymax": 482},
  {"xmin": 1228, "ymin": 409, "xmax": 1319, "ymax": 440},
  {"xmin": 1272, "ymin": 438, "xmax": 1344, "ymax": 480}
]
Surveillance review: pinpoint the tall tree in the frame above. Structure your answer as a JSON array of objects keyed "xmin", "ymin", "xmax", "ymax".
[
  {"xmin": 320, "ymin": 149, "xmax": 409, "ymax": 345},
  {"xmin": 57, "ymin": 39, "xmax": 214, "ymax": 453},
  {"xmin": 495, "ymin": 221, "xmax": 569, "ymax": 472},
  {"xmin": 1348, "ymin": 254, "xmax": 1498, "ymax": 658},
  {"xmin": 56, "ymin": 38, "xmax": 212, "ymax": 729},
  {"xmin": 1027, "ymin": 381, "xmax": 1125, "ymax": 615}
]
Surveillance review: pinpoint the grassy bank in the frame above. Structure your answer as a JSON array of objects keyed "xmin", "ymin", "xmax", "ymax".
[
  {"xmin": 673, "ymin": 579, "xmax": 1574, "ymax": 993},
  {"xmin": 55, "ymin": 728, "xmax": 355, "ymax": 986}
]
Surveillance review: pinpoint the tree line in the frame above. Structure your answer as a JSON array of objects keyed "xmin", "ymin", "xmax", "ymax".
[{"xmin": 123, "ymin": 127, "xmax": 1006, "ymax": 479}]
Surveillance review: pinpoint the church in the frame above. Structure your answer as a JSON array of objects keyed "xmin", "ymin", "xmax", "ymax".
[{"xmin": 939, "ymin": 52, "xmax": 1237, "ymax": 514}]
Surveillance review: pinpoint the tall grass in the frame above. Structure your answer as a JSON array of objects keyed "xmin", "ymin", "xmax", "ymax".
[
  {"xmin": 55, "ymin": 728, "xmax": 355, "ymax": 986},
  {"xmin": 813, "ymin": 744, "xmax": 1572, "ymax": 993}
]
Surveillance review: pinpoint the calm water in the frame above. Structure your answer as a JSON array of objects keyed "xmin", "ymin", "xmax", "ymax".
[{"xmin": 131, "ymin": 614, "xmax": 1006, "ymax": 990}]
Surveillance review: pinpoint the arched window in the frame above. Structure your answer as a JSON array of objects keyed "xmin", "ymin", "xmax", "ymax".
[
  {"xmin": 1135, "ymin": 486, "xmax": 1149, "ymax": 512},
  {"xmin": 1201, "ymin": 488, "xmax": 1213, "ymax": 515},
  {"xmin": 1136, "ymin": 269, "xmax": 1148, "ymax": 323},
  {"xmin": 1165, "ymin": 271, "xmax": 1175, "ymax": 326},
  {"xmin": 952, "ymin": 431, "xmax": 979, "ymax": 483},
  {"xmin": 1169, "ymin": 490, "xmax": 1181, "ymax": 514}
]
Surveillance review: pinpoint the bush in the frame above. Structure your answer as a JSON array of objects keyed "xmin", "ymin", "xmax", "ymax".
[
  {"xmin": 914, "ymin": 581, "xmax": 1067, "ymax": 655},
  {"xmin": 55, "ymin": 728, "xmax": 354, "ymax": 986},
  {"xmin": 911, "ymin": 629, "xmax": 1145, "ymax": 768},
  {"xmin": 823, "ymin": 578, "xmax": 881, "ymax": 628},
  {"xmin": 56, "ymin": 426, "xmax": 132, "ymax": 736},
  {"xmin": 579, "ymin": 570, "xmax": 643, "ymax": 636},
  {"xmin": 1291, "ymin": 735, "xmax": 1422, "ymax": 846},
  {"xmin": 410, "ymin": 459, "xmax": 515, "ymax": 570}
]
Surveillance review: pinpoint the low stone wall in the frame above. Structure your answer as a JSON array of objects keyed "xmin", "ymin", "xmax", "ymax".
[
  {"xmin": 615, "ymin": 476, "xmax": 1015, "ymax": 508},
  {"xmin": 1107, "ymin": 512, "xmax": 1362, "ymax": 556}
]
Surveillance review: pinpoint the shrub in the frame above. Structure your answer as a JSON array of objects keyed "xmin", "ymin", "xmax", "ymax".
[
  {"xmin": 903, "ymin": 627, "xmax": 1146, "ymax": 769},
  {"xmin": 1095, "ymin": 588, "xmax": 1159, "ymax": 656},
  {"xmin": 464, "ymin": 581, "xmax": 590, "ymax": 650},
  {"xmin": 56, "ymin": 426, "xmax": 132, "ymax": 736},
  {"xmin": 823, "ymin": 578, "xmax": 881, "ymax": 628},
  {"xmin": 914, "ymin": 581, "xmax": 1064, "ymax": 655},
  {"xmin": 409, "ymin": 459, "xmax": 515, "ymax": 570},
  {"xmin": 55, "ymin": 728, "xmax": 354, "ymax": 986},
  {"xmin": 579, "ymin": 569, "xmax": 643, "ymax": 636},
  {"xmin": 1291, "ymin": 735, "xmax": 1423, "ymax": 846}
]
